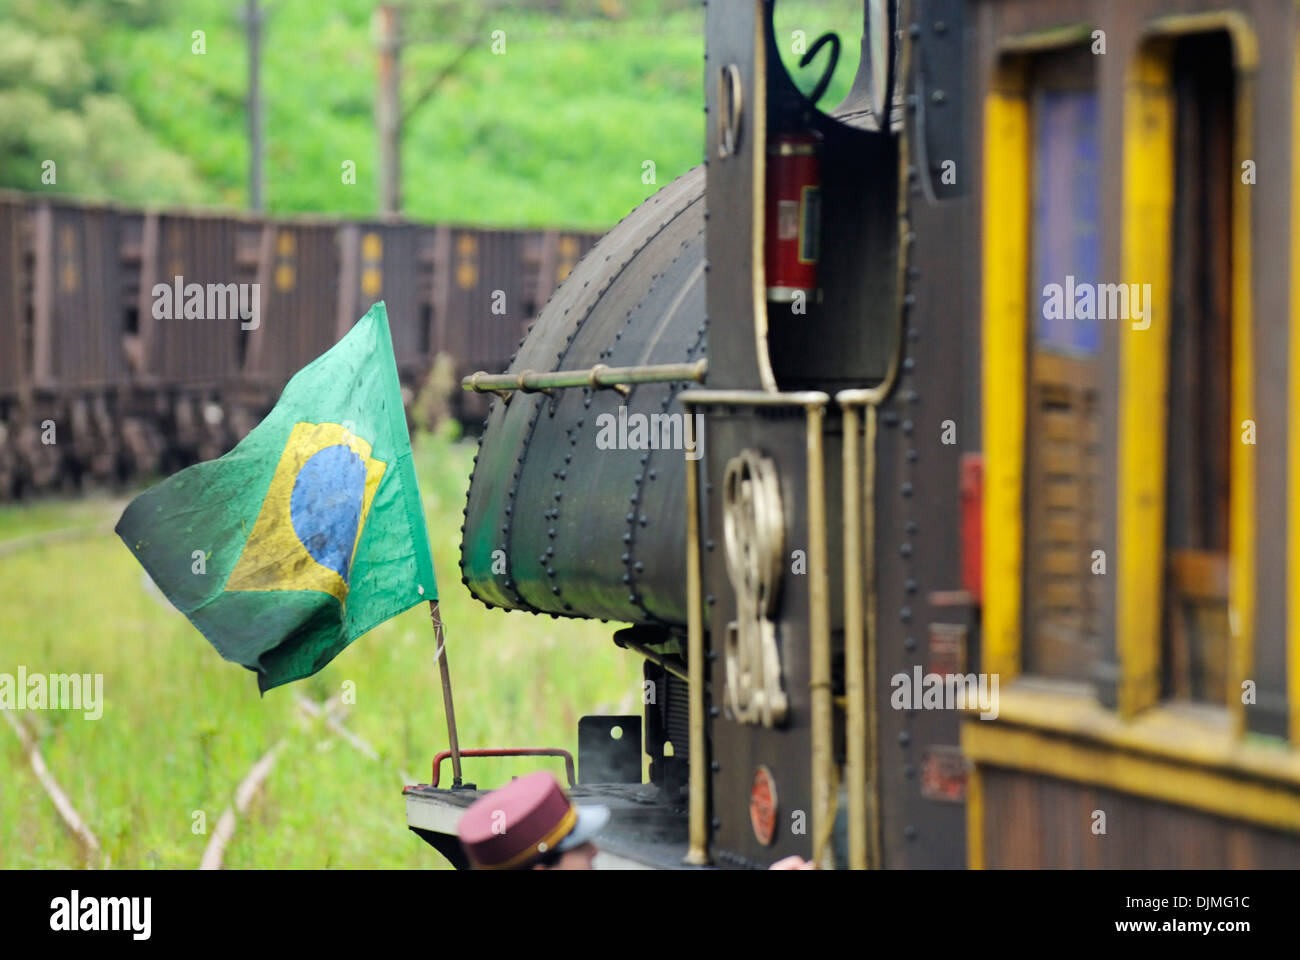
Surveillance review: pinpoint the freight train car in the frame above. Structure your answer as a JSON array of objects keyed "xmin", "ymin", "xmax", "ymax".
[
  {"xmin": 0, "ymin": 191, "xmax": 601, "ymax": 500},
  {"xmin": 406, "ymin": 0, "xmax": 1300, "ymax": 870}
]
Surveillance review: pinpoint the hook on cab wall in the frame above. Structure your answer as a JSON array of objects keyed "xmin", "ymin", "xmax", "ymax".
[{"xmin": 705, "ymin": 0, "xmax": 904, "ymax": 395}]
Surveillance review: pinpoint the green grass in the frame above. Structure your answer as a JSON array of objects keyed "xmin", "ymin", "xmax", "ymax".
[{"xmin": 0, "ymin": 428, "xmax": 638, "ymax": 868}]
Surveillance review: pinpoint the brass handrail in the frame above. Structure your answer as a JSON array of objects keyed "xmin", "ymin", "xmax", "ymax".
[
  {"xmin": 682, "ymin": 408, "xmax": 709, "ymax": 866},
  {"xmin": 463, "ymin": 359, "xmax": 708, "ymax": 399}
]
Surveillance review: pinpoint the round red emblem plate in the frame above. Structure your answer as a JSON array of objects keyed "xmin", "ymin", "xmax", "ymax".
[{"xmin": 750, "ymin": 764, "xmax": 778, "ymax": 846}]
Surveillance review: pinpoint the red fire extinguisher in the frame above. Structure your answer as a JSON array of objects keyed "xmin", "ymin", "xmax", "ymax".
[
  {"xmin": 764, "ymin": 131, "xmax": 822, "ymax": 304},
  {"xmin": 764, "ymin": 31, "xmax": 838, "ymax": 305}
]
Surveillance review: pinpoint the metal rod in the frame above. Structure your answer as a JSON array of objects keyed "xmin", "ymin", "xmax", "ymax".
[
  {"xmin": 864, "ymin": 403, "xmax": 882, "ymax": 870},
  {"xmin": 429, "ymin": 600, "xmax": 463, "ymax": 787},
  {"xmin": 431, "ymin": 748, "xmax": 575, "ymax": 789},
  {"xmin": 616, "ymin": 636, "xmax": 690, "ymax": 682},
  {"xmin": 806, "ymin": 400, "xmax": 835, "ymax": 869},
  {"xmin": 463, "ymin": 359, "xmax": 707, "ymax": 395},
  {"xmin": 683, "ymin": 410, "xmax": 710, "ymax": 866},
  {"xmin": 837, "ymin": 393, "xmax": 892, "ymax": 871},
  {"xmin": 677, "ymin": 388, "xmax": 830, "ymax": 408},
  {"xmin": 842, "ymin": 402, "xmax": 867, "ymax": 870}
]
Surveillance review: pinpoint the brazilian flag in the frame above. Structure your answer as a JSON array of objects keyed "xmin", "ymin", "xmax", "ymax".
[{"xmin": 117, "ymin": 303, "xmax": 437, "ymax": 692}]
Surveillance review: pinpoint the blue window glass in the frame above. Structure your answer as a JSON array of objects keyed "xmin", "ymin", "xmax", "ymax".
[{"xmin": 1031, "ymin": 89, "xmax": 1101, "ymax": 355}]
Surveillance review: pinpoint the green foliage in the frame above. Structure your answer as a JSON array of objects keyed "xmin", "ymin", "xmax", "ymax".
[
  {"xmin": 0, "ymin": 0, "xmax": 208, "ymax": 203},
  {"xmin": 0, "ymin": 0, "xmax": 868, "ymax": 227},
  {"xmin": 0, "ymin": 0, "xmax": 708, "ymax": 227}
]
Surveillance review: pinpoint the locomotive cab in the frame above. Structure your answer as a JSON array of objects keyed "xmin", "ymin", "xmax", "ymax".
[{"xmin": 407, "ymin": 0, "xmax": 973, "ymax": 870}]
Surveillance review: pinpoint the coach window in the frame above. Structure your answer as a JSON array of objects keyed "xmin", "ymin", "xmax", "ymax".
[
  {"xmin": 1118, "ymin": 22, "xmax": 1253, "ymax": 721},
  {"xmin": 1162, "ymin": 33, "xmax": 1234, "ymax": 706},
  {"xmin": 1021, "ymin": 46, "xmax": 1102, "ymax": 684}
]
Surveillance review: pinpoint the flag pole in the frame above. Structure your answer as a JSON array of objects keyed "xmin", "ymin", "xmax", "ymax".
[{"xmin": 428, "ymin": 600, "xmax": 464, "ymax": 787}]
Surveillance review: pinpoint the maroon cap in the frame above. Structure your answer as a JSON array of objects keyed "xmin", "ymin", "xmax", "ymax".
[{"xmin": 457, "ymin": 771, "xmax": 584, "ymax": 869}]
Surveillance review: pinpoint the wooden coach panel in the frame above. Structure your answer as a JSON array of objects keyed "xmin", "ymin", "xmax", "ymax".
[
  {"xmin": 244, "ymin": 222, "xmax": 341, "ymax": 387},
  {"xmin": 0, "ymin": 197, "xmax": 24, "ymax": 397},
  {"xmin": 980, "ymin": 766, "xmax": 1300, "ymax": 868},
  {"xmin": 969, "ymin": 0, "xmax": 1300, "ymax": 781}
]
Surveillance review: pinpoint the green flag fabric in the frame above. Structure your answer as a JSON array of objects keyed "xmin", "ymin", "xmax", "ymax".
[{"xmin": 116, "ymin": 302, "xmax": 437, "ymax": 692}]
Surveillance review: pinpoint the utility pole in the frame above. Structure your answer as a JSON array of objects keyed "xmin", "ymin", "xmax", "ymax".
[
  {"xmin": 375, "ymin": 3, "xmax": 402, "ymax": 218},
  {"xmin": 246, "ymin": 0, "xmax": 265, "ymax": 211}
]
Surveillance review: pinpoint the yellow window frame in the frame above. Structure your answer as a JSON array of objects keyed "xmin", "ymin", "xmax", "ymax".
[
  {"xmin": 1117, "ymin": 14, "xmax": 1256, "ymax": 728},
  {"xmin": 980, "ymin": 26, "xmax": 1098, "ymax": 685}
]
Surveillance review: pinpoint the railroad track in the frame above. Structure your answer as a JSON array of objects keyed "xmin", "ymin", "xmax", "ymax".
[{"xmin": 0, "ymin": 519, "xmax": 119, "ymax": 559}]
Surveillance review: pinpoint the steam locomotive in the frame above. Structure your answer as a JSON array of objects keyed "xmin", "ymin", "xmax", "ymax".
[{"xmin": 404, "ymin": 0, "xmax": 1300, "ymax": 869}]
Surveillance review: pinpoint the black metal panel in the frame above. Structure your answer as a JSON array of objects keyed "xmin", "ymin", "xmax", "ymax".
[
  {"xmin": 409, "ymin": 827, "xmax": 470, "ymax": 869},
  {"xmin": 643, "ymin": 659, "xmax": 692, "ymax": 798},
  {"xmin": 705, "ymin": 410, "xmax": 817, "ymax": 868},
  {"xmin": 578, "ymin": 715, "xmax": 643, "ymax": 784},
  {"xmin": 915, "ymin": 0, "xmax": 968, "ymax": 202},
  {"xmin": 704, "ymin": 0, "xmax": 770, "ymax": 390},
  {"xmin": 869, "ymin": 0, "xmax": 970, "ymax": 868},
  {"xmin": 460, "ymin": 167, "xmax": 705, "ymax": 623}
]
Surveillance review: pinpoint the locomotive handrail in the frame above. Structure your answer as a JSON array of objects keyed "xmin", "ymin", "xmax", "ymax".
[
  {"xmin": 429, "ymin": 747, "xmax": 576, "ymax": 789},
  {"xmin": 462, "ymin": 359, "xmax": 707, "ymax": 399}
]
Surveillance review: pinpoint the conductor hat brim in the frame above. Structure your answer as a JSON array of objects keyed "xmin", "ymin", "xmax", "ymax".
[{"xmin": 555, "ymin": 803, "xmax": 610, "ymax": 851}]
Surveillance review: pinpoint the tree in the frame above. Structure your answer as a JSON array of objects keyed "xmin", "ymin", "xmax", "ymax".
[{"xmin": 0, "ymin": 0, "xmax": 207, "ymax": 203}]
